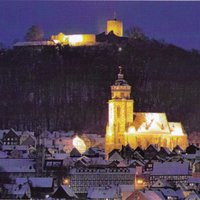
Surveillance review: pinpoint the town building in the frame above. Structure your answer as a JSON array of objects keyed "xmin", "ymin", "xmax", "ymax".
[
  {"xmin": 105, "ymin": 67, "xmax": 188, "ymax": 156},
  {"xmin": 149, "ymin": 161, "xmax": 190, "ymax": 185},
  {"xmin": 70, "ymin": 162, "xmax": 134, "ymax": 194}
]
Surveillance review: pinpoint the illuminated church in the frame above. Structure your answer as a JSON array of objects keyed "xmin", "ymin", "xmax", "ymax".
[{"xmin": 105, "ymin": 67, "xmax": 188, "ymax": 155}]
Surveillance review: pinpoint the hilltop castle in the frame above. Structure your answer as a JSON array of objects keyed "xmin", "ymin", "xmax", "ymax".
[
  {"xmin": 105, "ymin": 67, "xmax": 188, "ymax": 155},
  {"xmin": 14, "ymin": 17, "xmax": 124, "ymax": 48},
  {"xmin": 50, "ymin": 18, "xmax": 123, "ymax": 46}
]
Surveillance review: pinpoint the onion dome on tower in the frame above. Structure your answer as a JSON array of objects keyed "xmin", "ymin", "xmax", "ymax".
[{"xmin": 111, "ymin": 66, "xmax": 131, "ymax": 99}]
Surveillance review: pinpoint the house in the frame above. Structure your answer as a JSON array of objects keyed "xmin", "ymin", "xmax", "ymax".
[
  {"xmin": 149, "ymin": 161, "xmax": 190, "ymax": 185},
  {"xmin": 52, "ymin": 185, "xmax": 78, "ymax": 199},
  {"xmin": 87, "ymin": 185, "xmax": 121, "ymax": 200},
  {"xmin": 109, "ymin": 149, "xmax": 124, "ymax": 162},
  {"xmin": 187, "ymin": 176, "xmax": 200, "ymax": 192},
  {"xmin": 172, "ymin": 145, "xmax": 184, "ymax": 155},
  {"xmin": 2, "ymin": 129, "xmax": 20, "ymax": 145},
  {"xmin": 186, "ymin": 144, "xmax": 199, "ymax": 154},
  {"xmin": 0, "ymin": 158, "xmax": 36, "ymax": 183},
  {"xmin": 192, "ymin": 160, "xmax": 200, "ymax": 178},
  {"xmin": 185, "ymin": 191, "xmax": 200, "ymax": 200},
  {"xmin": 134, "ymin": 146, "xmax": 145, "ymax": 158},
  {"xmin": 119, "ymin": 185, "xmax": 134, "ymax": 200},
  {"xmin": 21, "ymin": 135, "xmax": 36, "ymax": 147},
  {"xmin": 82, "ymin": 147, "xmax": 99, "ymax": 158},
  {"xmin": 126, "ymin": 188, "xmax": 185, "ymax": 200},
  {"xmin": 151, "ymin": 179, "xmax": 174, "ymax": 189},
  {"xmin": 126, "ymin": 190, "xmax": 165, "ymax": 200},
  {"xmin": 120, "ymin": 144, "xmax": 134, "ymax": 159},
  {"xmin": 159, "ymin": 188, "xmax": 184, "ymax": 199},
  {"xmin": 158, "ymin": 147, "xmax": 171, "ymax": 158},
  {"xmin": 3, "ymin": 183, "xmax": 31, "ymax": 199},
  {"xmin": 144, "ymin": 144, "xmax": 159, "ymax": 159},
  {"xmin": 70, "ymin": 163, "xmax": 134, "ymax": 193},
  {"xmin": 70, "ymin": 148, "xmax": 82, "ymax": 157},
  {"xmin": 16, "ymin": 177, "xmax": 54, "ymax": 199}
]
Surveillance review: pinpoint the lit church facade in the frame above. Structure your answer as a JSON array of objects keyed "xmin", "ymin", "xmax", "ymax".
[{"xmin": 105, "ymin": 67, "xmax": 188, "ymax": 155}]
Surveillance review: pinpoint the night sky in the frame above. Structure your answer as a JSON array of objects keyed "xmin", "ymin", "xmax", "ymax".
[{"xmin": 0, "ymin": 1, "xmax": 200, "ymax": 50}]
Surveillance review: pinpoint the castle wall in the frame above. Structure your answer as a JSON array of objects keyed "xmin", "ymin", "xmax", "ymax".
[{"xmin": 51, "ymin": 33, "xmax": 96, "ymax": 46}]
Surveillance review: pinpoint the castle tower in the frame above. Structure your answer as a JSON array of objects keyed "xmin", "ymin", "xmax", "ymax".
[
  {"xmin": 105, "ymin": 67, "xmax": 134, "ymax": 156},
  {"xmin": 107, "ymin": 17, "xmax": 123, "ymax": 37}
]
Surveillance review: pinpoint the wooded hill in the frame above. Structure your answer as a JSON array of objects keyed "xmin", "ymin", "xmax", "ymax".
[{"xmin": 0, "ymin": 38, "xmax": 200, "ymax": 134}]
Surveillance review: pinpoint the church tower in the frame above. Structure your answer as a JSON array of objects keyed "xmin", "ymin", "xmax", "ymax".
[{"xmin": 105, "ymin": 66, "xmax": 134, "ymax": 156}]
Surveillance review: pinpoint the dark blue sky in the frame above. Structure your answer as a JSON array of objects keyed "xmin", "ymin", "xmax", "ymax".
[{"xmin": 0, "ymin": 1, "xmax": 200, "ymax": 50}]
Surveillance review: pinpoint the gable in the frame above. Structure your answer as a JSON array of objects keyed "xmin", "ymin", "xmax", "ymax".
[
  {"xmin": 3, "ymin": 130, "xmax": 19, "ymax": 139},
  {"xmin": 21, "ymin": 136, "xmax": 36, "ymax": 146},
  {"xmin": 109, "ymin": 151, "xmax": 123, "ymax": 162}
]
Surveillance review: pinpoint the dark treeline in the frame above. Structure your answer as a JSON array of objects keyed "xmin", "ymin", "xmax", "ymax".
[{"xmin": 0, "ymin": 38, "xmax": 200, "ymax": 134}]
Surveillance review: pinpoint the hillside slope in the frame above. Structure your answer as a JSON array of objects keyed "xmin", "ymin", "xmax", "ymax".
[{"xmin": 0, "ymin": 39, "xmax": 200, "ymax": 133}]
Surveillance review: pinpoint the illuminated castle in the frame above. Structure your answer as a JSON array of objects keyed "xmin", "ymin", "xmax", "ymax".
[
  {"xmin": 50, "ymin": 18, "xmax": 123, "ymax": 46},
  {"xmin": 105, "ymin": 67, "xmax": 188, "ymax": 155},
  {"xmin": 14, "ymin": 17, "xmax": 124, "ymax": 47}
]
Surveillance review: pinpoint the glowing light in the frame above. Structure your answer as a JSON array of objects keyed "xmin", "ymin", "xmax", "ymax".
[
  {"xmin": 137, "ymin": 179, "xmax": 143, "ymax": 184},
  {"xmin": 118, "ymin": 47, "xmax": 122, "ymax": 52},
  {"xmin": 63, "ymin": 178, "xmax": 70, "ymax": 185},
  {"xmin": 128, "ymin": 126, "xmax": 136, "ymax": 134},
  {"xmin": 109, "ymin": 103, "xmax": 114, "ymax": 126},
  {"xmin": 53, "ymin": 40, "xmax": 60, "ymax": 44},
  {"xmin": 51, "ymin": 33, "xmax": 96, "ymax": 46},
  {"xmin": 107, "ymin": 126, "xmax": 112, "ymax": 136},
  {"xmin": 73, "ymin": 136, "xmax": 86, "ymax": 154},
  {"xmin": 69, "ymin": 35, "xmax": 83, "ymax": 45}
]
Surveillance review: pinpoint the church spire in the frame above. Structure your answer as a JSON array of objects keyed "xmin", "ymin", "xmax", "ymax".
[
  {"xmin": 118, "ymin": 66, "xmax": 124, "ymax": 79},
  {"xmin": 111, "ymin": 66, "xmax": 132, "ymax": 99},
  {"xmin": 114, "ymin": 66, "xmax": 129, "ymax": 86}
]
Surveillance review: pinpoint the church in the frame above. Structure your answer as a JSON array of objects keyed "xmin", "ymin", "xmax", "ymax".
[{"xmin": 105, "ymin": 67, "xmax": 188, "ymax": 155}]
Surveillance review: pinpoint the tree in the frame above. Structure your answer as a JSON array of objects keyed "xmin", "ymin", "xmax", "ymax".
[
  {"xmin": 125, "ymin": 26, "xmax": 148, "ymax": 40},
  {"xmin": 24, "ymin": 25, "xmax": 44, "ymax": 41}
]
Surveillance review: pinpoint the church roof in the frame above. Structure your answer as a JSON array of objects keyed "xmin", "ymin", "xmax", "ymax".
[{"xmin": 133, "ymin": 112, "xmax": 170, "ymax": 133}]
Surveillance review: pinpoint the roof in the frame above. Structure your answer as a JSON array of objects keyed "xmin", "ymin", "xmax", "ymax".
[
  {"xmin": 87, "ymin": 186, "xmax": 119, "ymax": 199},
  {"xmin": 5, "ymin": 183, "xmax": 31, "ymax": 198},
  {"xmin": 14, "ymin": 41, "xmax": 55, "ymax": 47},
  {"xmin": 2, "ymin": 145, "xmax": 28, "ymax": 151},
  {"xmin": 159, "ymin": 188, "xmax": 182, "ymax": 198},
  {"xmin": 16, "ymin": 177, "xmax": 53, "ymax": 188},
  {"xmin": 169, "ymin": 122, "xmax": 185, "ymax": 136},
  {"xmin": 141, "ymin": 190, "xmax": 165, "ymax": 200},
  {"xmin": 52, "ymin": 153, "xmax": 68, "ymax": 160},
  {"xmin": 151, "ymin": 179, "xmax": 174, "ymax": 188},
  {"xmin": 109, "ymin": 150, "xmax": 123, "ymax": 162},
  {"xmin": 52, "ymin": 185, "xmax": 77, "ymax": 198},
  {"xmin": 0, "ymin": 129, "xmax": 9, "ymax": 139},
  {"xmin": 185, "ymin": 191, "xmax": 200, "ymax": 200},
  {"xmin": 12, "ymin": 183, "xmax": 30, "ymax": 198},
  {"xmin": 0, "ymin": 158, "xmax": 35, "ymax": 173},
  {"xmin": 133, "ymin": 113, "xmax": 170, "ymax": 133},
  {"xmin": 70, "ymin": 148, "xmax": 81, "ymax": 157},
  {"xmin": 0, "ymin": 151, "xmax": 8, "ymax": 158},
  {"xmin": 119, "ymin": 184, "xmax": 134, "ymax": 192},
  {"xmin": 188, "ymin": 176, "xmax": 200, "ymax": 184},
  {"xmin": 151, "ymin": 161, "xmax": 189, "ymax": 176}
]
